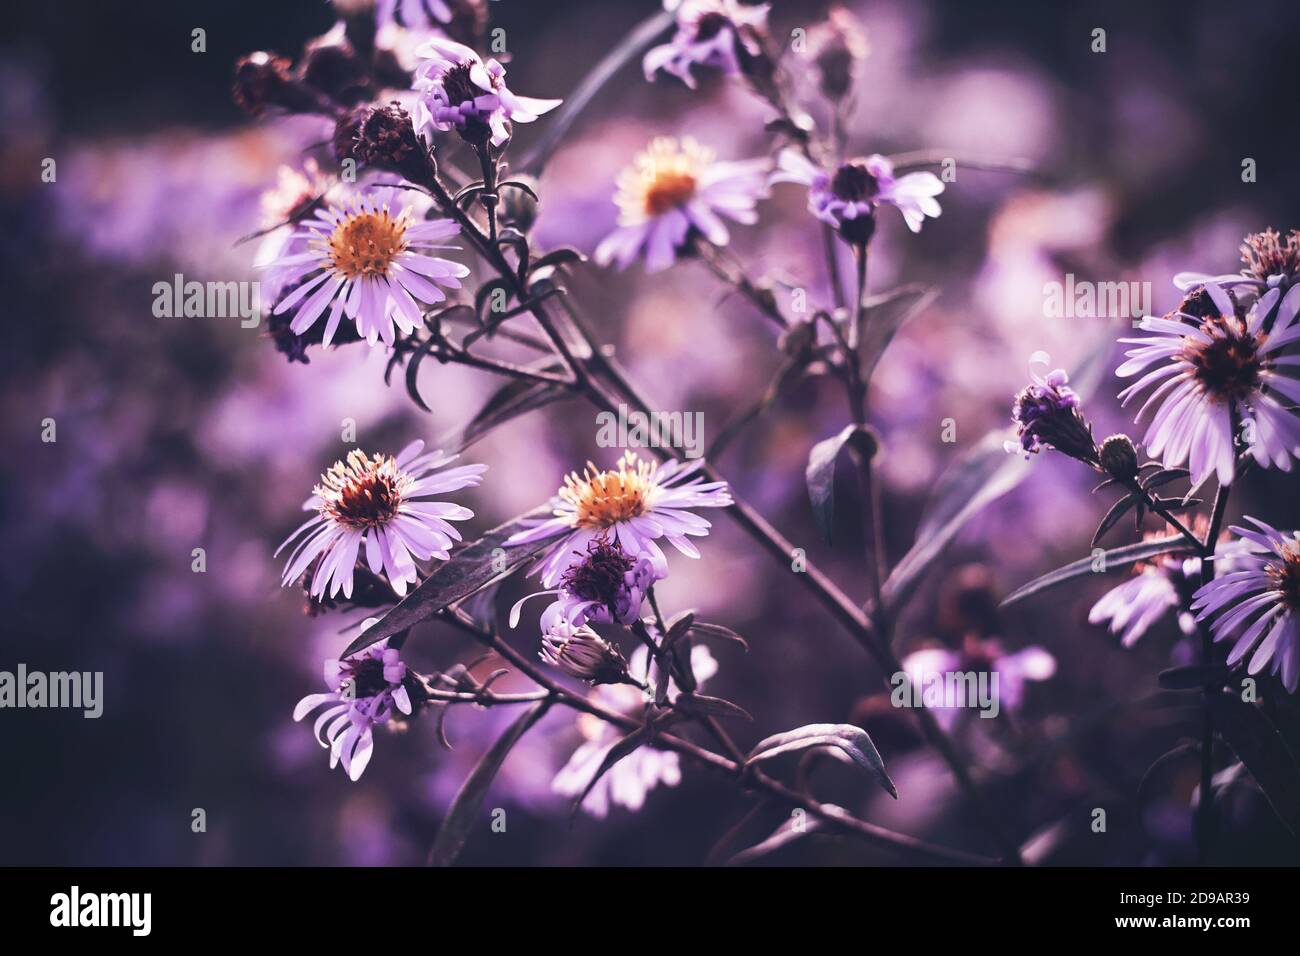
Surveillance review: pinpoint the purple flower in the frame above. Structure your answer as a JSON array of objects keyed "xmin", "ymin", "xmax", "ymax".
[
  {"xmin": 771, "ymin": 148, "xmax": 943, "ymax": 241},
  {"xmin": 1192, "ymin": 517, "xmax": 1300, "ymax": 692},
  {"xmin": 510, "ymin": 536, "xmax": 668, "ymax": 632},
  {"xmin": 504, "ymin": 451, "xmax": 732, "ymax": 587},
  {"xmin": 642, "ymin": 0, "xmax": 771, "ymax": 89},
  {"xmin": 1117, "ymin": 282, "xmax": 1300, "ymax": 487},
  {"xmin": 899, "ymin": 637, "xmax": 1055, "ymax": 730},
  {"xmin": 412, "ymin": 37, "xmax": 560, "ymax": 147},
  {"xmin": 553, "ymin": 644, "xmax": 718, "ymax": 817},
  {"xmin": 374, "ymin": 0, "xmax": 454, "ymax": 30},
  {"xmin": 277, "ymin": 440, "xmax": 485, "ymax": 600},
  {"xmin": 1004, "ymin": 365, "xmax": 1099, "ymax": 464},
  {"xmin": 263, "ymin": 192, "xmax": 469, "ymax": 348},
  {"xmin": 594, "ymin": 136, "xmax": 769, "ymax": 273},
  {"xmin": 1175, "ymin": 228, "xmax": 1300, "ymax": 296},
  {"xmin": 1091, "ymin": 535, "xmax": 1251, "ymax": 647},
  {"xmin": 293, "ymin": 629, "xmax": 414, "ymax": 781}
]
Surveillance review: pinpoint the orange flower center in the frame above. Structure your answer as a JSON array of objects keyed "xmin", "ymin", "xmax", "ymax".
[
  {"xmin": 559, "ymin": 452, "xmax": 655, "ymax": 530},
  {"xmin": 315, "ymin": 450, "xmax": 411, "ymax": 529},
  {"xmin": 328, "ymin": 209, "xmax": 408, "ymax": 280}
]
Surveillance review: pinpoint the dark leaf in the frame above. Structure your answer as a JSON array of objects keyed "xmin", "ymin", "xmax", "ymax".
[
  {"xmin": 1091, "ymin": 494, "xmax": 1138, "ymax": 547},
  {"xmin": 688, "ymin": 621, "xmax": 749, "ymax": 651},
  {"xmin": 1142, "ymin": 468, "xmax": 1190, "ymax": 490},
  {"xmin": 457, "ymin": 370, "xmax": 571, "ymax": 452},
  {"xmin": 882, "ymin": 431, "xmax": 1032, "ymax": 611},
  {"xmin": 746, "ymin": 723, "xmax": 896, "ymax": 798},
  {"xmin": 859, "ymin": 284, "xmax": 938, "ymax": 384},
  {"xmin": 1209, "ymin": 693, "xmax": 1300, "ymax": 835},
  {"xmin": 529, "ymin": 247, "xmax": 586, "ymax": 272},
  {"xmin": 474, "ymin": 277, "xmax": 513, "ymax": 325},
  {"xmin": 1001, "ymin": 535, "xmax": 1188, "ymax": 607},
  {"xmin": 498, "ymin": 179, "xmax": 539, "ymax": 202},
  {"xmin": 1135, "ymin": 743, "xmax": 1199, "ymax": 825},
  {"xmin": 404, "ymin": 336, "xmax": 442, "ymax": 413},
  {"xmin": 805, "ymin": 424, "xmax": 877, "ymax": 544},
  {"xmin": 676, "ymin": 693, "xmax": 753, "ymax": 722},
  {"xmin": 428, "ymin": 700, "xmax": 550, "ymax": 866},
  {"xmin": 1157, "ymin": 664, "xmax": 1230, "ymax": 691},
  {"xmin": 663, "ymin": 609, "xmax": 695, "ymax": 644},
  {"xmin": 570, "ymin": 722, "xmax": 653, "ymax": 821},
  {"xmin": 727, "ymin": 810, "xmax": 827, "ymax": 866},
  {"xmin": 343, "ymin": 509, "xmax": 552, "ymax": 657}
]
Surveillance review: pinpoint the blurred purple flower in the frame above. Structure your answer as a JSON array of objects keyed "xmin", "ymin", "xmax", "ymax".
[
  {"xmin": 1117, "ymin": 283, "xmax": 1300, "ymax": 486},
  {"xmin": 594, "ymin": 136, "xmax": 769, "ymax": 273},
  {"xmin": 554, "ymin": 644, "xmax": 717, "ymax": 816},
  {"xmin": 412, "ymin": 37, "xmax": 560, "ymax": 147},
  {"xmin": 277, "ymin": 440, "xmax": 485, "ymax": 600},
  {"xmin": 504, "ymin": 451, "xmax": 732, "ymax": 586},
  {"xmin": 772, "ymin": 148, "xmax": 943, "ymax": 240},
  {"xmin": 643, "ymin": 0, "xmax": 770, "ymax": 89},
  {"xmin": 900, "ymin": 637, "xmax": 1055, "ymax": 730},
  {"xmin": 293, "ymin": 628, "xmax": 414, "ymax": 781},
  {"xmin": 1193, "ymin": 517, "xmax": 1300, "ymax": 692}
]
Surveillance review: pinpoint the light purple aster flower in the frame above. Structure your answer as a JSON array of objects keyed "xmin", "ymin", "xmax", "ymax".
[
  {"xmin": 553, "ymin": 643, "xmax": 718, "ymax": 817},
  {"xmin": 263, "ymin": 192, "xmax": 469, "ymax": 348},
  {"xmin": 509, "ymin": 536, "xmax": 668, "ymax": 632},
  {"xmin": 1192, "ymin": 517, "xmax": 1300, "ymax": 693},
  {"xmin": 771, "ymin": 148, "xmax": 943, "ymax": 242},
  {"xmin": 412, "ymin": 36, "xmax": 561, "ymax": 147},
  {"xmin": 1116, "ymin": 282, "xmax": 1300, "ymax": 487},
  {"xmin": 293, "ymin": 627, "xmax": 415, "ymax": 781},
  {"xmin": 503, "ymin": 451, "xmax": 733, "ymax": 587},
  {"xmin": 277, "ymin": 440, "xmax": 485, "ymax": 601},
  {"xmin": 594, "ymin": 136, "xmax": 769, "ymax": 273},
  {"xmin": 1175, "ymin": 228, "xmax": 1300, "ymax": 296},
  {"xmin": 643, "ymin": 0, "xmax": 770, "ymax": 89}
]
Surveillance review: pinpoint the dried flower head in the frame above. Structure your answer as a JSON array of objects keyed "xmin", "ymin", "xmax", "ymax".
[{"xmin": 1005, "ymin": 366, "xmax": 1099, "ymax": 465}]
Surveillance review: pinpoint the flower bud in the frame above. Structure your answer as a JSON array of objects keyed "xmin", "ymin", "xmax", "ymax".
[
  {"xmin": 807, "ymin": 6, "xmax": 869, "ymax": 102},
  {"xmin": 540, "ymin": 624, "xmax": 632, "ymax": 686},
  {"xmin": 1007, "ymin": 368, "xmax": 1100, "ymax": 465},
  {"xmin": 1099, "ymin": 434, "xmax": 1139, "ymax": 483}
]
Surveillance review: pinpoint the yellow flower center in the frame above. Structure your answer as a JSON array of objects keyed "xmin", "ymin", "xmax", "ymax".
[
  {"xmin": 315, "ymin": 450, "xmax": 411, "ymax": 529},
  {"xmin": 559, "ymin": 452, "xmax": 655, "ymax": 530},
  {"xmin": 327, "ymin": 208, "xmax": 408, "ymax": 280},
  {"xmin": 614, "ymin": 137, "xmax": 711, "ymax": 222}
]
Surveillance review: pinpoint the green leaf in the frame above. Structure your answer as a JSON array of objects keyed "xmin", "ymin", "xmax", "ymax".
[
  {"xmin": 882, "ymin": 431, "xmax": 1033, "ymax": 612},
  {"xmin": 1209, "ymin": 693, "xmax": 1300, "ymax": 835},
  {"xmin": 805, "ymin": 424, "xmax": 877, "ymax": 544},
  {"xmin": 746, "ymin": 723, "xmax": 896, "ymax": 798},
  {"xmin": 342, "ymin": 509, "xmax": 552, "ymax": 657},
  {"xmin": 1000, "ymin": 535, "xmax": 1187, "ymax": 608},
  {"xmin": 429, "ymin": 700, "xmax": 550, "ymax": 866}
]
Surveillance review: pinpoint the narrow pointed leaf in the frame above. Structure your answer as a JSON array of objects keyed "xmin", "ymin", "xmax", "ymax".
[
  {"xmin": 1091, "ymin": 494, "xmax": 1137, "ymax": 547},
  {"xmin": 1001, "ymin": 535, "xmax": 1187, "ymax": 608},
  {"xmin": 805, "ymin": 424, "xmax": 876, "ymax": 544},
  {"xmin": 429, "ymin": 699, "xmax": 550, "ymax": 866},
  {"xmin": 343, "ymin": 509, "xmax": 552, "ymax": 657}
]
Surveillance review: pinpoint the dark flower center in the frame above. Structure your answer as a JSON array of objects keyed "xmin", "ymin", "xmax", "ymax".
[
  {"xmin": 440, "ymin": 63, "xmax": 486, "ymax": 105},
  {"xmin": 562, "ymin": 538, "xmax": 635, "ymax": 606},
  {"xmin": 348, "ymin": 658, "xmax": 392, "ymax": 699},
  {"xmin": 693, "ymin": 12, "xmax": 732, "ymax": 41},
  {"xmin": 1182, "ymin": 316, "xmax": 1262, "ymax": 401},
  {"xmin": 830, "ymin": 162, "xmax": 879, "ymax": 202},
  {"xmin": 1268, "ymin": 545, "xmax": 1300, "ymax": 612}
]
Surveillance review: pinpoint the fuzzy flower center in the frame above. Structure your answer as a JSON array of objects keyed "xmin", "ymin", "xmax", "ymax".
[
  {"xmin": 1267, "ymin": 542, "xmax": 1300, "ymax": 611},
  {"xmin": 560, "ymin": 453, "xmax": 655, "ymax": 530},
  {"xmin": 328, "ymin": 208, "xmax": 408, "ymax": 280},
  {"xmin": 347, "ymin": 657, "xmax": 393, "ymax": 699},
  {"xmin": 315, "ymin": 450, "xmax": 411, "ymax": 529},
  {"xmin": 616, "ymin": 137, "xmax": 710, "ymax": 220},
  {"xmin": 1241, "ymin": 228, "xmax": 1300, "ymax": 282},
  {"xmin": 1181, "ymin": 315, "xmax": 1262, "ymax": 402},
  {"xmin": 562, "ymin": 537, "xmax": 636, "ymax": 604},
  {"xmin": 830, "ymin": 162, "xmax": 880, "ymax": 202}
]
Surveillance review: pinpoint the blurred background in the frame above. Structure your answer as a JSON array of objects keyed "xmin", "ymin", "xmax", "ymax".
[{"xmin": 3, "ymin": 0, "xmax": 1299, "ymax": 865}]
